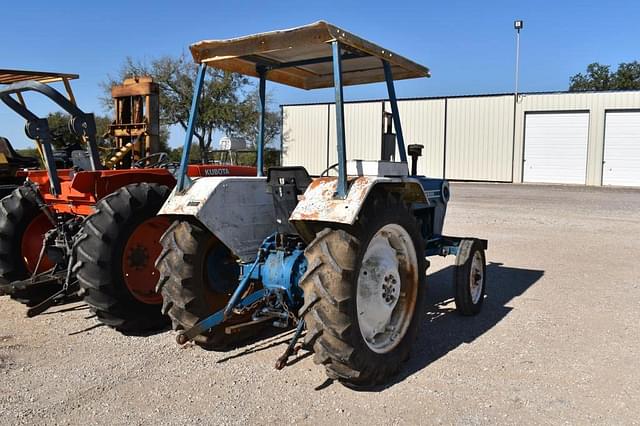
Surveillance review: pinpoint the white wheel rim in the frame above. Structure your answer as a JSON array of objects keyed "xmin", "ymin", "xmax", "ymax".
[
  {"xmin": 356, "ymin": 224, "xmax": 419, "ymax": 354},
  {"xmin": 469, "ymin": 250, "xmax": 484, "ymax": 304}
]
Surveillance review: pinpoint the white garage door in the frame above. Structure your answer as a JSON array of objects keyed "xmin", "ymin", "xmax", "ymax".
[
  {"xmin": 603, "ymin": 111, "xmax": 640, "ymax": 187},
  {"xmin": 523, "ymin": 112, "xmax": 589, "ymax": 184}
]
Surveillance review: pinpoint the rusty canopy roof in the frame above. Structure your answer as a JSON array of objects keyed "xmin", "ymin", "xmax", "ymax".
[
  {"xmin": 189, "ymin": 21, "xmax": 430, "ymax": 90},
  {"xmin": 0, "ymin": 69, "xmax": 79, "ymax": 85}
]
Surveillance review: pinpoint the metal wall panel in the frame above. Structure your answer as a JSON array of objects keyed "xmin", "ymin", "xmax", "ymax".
[
  {"xmin": 328, "ymin": 102, "xmax": 383, "ymax": 170},
  {"xmin": 513, "ymin": 91, "xmax": 640, "ymax": 185},
  {"xmin": 603, "ymin": 111, "xmax": 640, "ymax": 187},
  {"xmin": 391, "ymin": 99, "xmax": 445, "ymax": 178},
  {"xmin": 282, "ymin": 104, "xmax": 329, "ymax": 175},
  {"xmin": 283, "ymin": 90, "xmax": 640, "ymax": 186},
  {"xmin": 445, "ymin": 95, "xmax": 515, "ymax": 181}
]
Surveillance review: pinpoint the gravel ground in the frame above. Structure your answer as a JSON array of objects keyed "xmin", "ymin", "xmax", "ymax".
[{"xmin": 1, "ymin": 182, "xmax": 639, "ymax": 425}]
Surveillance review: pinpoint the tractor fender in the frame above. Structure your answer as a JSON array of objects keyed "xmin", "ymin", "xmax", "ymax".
[
  {"xmin": 290, "ymin": 176, "xmax": 430, "ymax": 231},
  {"xmin": 158, "ymin": 176, "xmax": 276, "ymax": 262},
  {"xmin": 72, "ymin": 169, "xmax": 177, "ymax": 198}
]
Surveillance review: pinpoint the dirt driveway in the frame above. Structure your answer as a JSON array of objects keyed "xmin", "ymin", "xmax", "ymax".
[{"xmin": 1, "ymin": 183, "xmax": 639, "ymax": 425}]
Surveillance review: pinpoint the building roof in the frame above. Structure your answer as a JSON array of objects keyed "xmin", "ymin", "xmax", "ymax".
[
  {"xmin": 280, "ymin": 88, "xmax": 640, "ymax": 108},
  {"xmin": 189, "ymin": 21, "xmax": 430, "ymax": 90}
]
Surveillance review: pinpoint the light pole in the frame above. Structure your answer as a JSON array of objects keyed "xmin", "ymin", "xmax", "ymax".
[{"xmin": 514, "ymin": 20, "xmax": 524, "ymax": 99}]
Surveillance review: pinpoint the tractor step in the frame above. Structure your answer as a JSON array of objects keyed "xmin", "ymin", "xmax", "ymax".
[{"xmin": 425, "ymin": 236, "xmax": 488, "ymax": 257}]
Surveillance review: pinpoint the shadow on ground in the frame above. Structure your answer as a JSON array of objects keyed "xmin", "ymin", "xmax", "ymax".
[
  {"xmin": 377, "ymin": 261, "xmax": 544, "ymax": 390},
  {"xmin": 200, "ymin": 261, "xmax": 544, "ymax": 391}
]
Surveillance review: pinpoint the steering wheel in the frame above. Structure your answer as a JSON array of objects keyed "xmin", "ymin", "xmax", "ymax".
[
  {"xmin": 319, "ymin": 163, "xmax": 339, "ymax": 177},
  {"xmin": 133, "ymin": 152, "xmax": 169, "ymax": 169},
  {"xmin": 163, "ymin": 161, "xmax": 181, "ymax": 176}
]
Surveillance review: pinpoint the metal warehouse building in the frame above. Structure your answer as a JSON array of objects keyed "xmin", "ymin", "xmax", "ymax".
[{"xmin": 281, "ymin": 90, "xmax": 640, "ymax": 187}]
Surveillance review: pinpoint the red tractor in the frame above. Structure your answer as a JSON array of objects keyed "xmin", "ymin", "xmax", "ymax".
[{"xmin": 0, "ymin": 71, "xmax": 255, "ymax": 332}]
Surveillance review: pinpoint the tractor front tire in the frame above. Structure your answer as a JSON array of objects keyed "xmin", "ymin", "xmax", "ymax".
[
  {"xmin": 453, "ymin": 239, "xmax": 486, "ymax": 316},
  {"xmin": 0, "ymin": 186, "xmax": 57, "ymax": 305},
  {"xmin": 300, "ymin": 194, "xmax": 427, "ymax": 387},
  {"xmin": 75, "ymin": 183, "xmax": 171, "ymax": 333}
]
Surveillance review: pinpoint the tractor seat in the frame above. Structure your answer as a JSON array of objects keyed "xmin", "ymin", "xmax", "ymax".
[
  {"xmin": 266, "ymin": 166, "xmax": 311, "ymax": 234},
  {"xmin": 0, "ymin": 136, "xmax": 40, "ymax": 168}
]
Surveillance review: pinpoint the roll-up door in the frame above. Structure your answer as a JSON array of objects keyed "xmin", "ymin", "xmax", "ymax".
[
  {"xmin": 523, "ymin": 112, "xmax": 589, "ymax": 184},
  {"xmin": 603, "ymin": 111, "xmax": 640, "ymax": 187}
]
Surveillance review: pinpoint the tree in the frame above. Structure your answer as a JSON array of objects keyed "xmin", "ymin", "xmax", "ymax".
[
  {"xmin": 16, "ymin": 147, "xmax": 42, "ymax": 166},
  {"xmin": 102, "ymin": 55, "xmax": 280, "ymax": 163},
  {"xmin": 569, "ymin": 61, "xmax": 640, "ymax": 91},
  {"xmin": 46, "ymin": 111, "xmax": 112, "ymax": 149},
  {"xmin": 46, "ymin": 112, "xmax": 115, "ymax": 164},
  {"xmin": 166, "ymin": 144, "xmax": 202, "ymax": 163},
  {"xmin": 230, "ymin": 89, "xmax": 281, "ymax": 149},
  {"xmin": 613, "ymin": 61, "xmax": 640, "ymax": 89}
]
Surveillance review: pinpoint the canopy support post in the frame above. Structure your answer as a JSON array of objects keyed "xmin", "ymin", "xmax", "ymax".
[
  {"xmin": 177, "ymin": 63, "xmax": 207, "ymax": 192},
  {"xmin": 256, "ymin": 66, "xmax": 267, "ymax": 177},
  {"xmin": 332, "ymin": 41, "xmax": 348, "ymax": 199},
  {"xmin": 382, "ymin": 60, "xmax": 407, "ymax": 162}
]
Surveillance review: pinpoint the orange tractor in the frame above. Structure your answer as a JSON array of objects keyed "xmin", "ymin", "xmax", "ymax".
[{"xmin": 0, "ymin": 71, "xmax": 255, "ymax": 332}]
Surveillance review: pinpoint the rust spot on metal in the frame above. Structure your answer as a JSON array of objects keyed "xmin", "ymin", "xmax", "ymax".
[
  {"xmin": 307, "ymin": 176, "xmax": 334, "ymax": 189},
  {"xmin": 291, "ymin": 176, "xmax": 377, "ymax": 224}
]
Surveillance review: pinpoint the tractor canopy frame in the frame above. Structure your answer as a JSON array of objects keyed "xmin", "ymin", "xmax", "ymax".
[
  {"xmin": 176, "ymin": 21, "xmax": 430, "ymax": 197},
  {"xmin": 0, "ymin": 69, "xmax": 79, "ymax": 105},
  {"xmin": 0, "ymin": 80, "xmax": 102, "ymax": 195}
]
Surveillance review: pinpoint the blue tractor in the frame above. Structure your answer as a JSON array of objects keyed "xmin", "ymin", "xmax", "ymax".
[{"xmin": 156, "ymin": 21, "xmax": 487, "ymax": 387}]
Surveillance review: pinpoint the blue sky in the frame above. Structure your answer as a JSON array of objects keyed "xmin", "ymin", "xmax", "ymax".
[{"xmin": 2, "ymin": 0, "xmax": 639, "ymax": 149}]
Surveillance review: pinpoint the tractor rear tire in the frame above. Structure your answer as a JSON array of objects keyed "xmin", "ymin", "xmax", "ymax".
[
  {"xmin": 0, "ymin": 186, "xmax": 57, "ymax": 305},
  {"xmin": 156, "ymin": 220, "xmax": 253, "ymax": 350},
  {"xmin": 75, "ymin": 183, "xmax": 171, "ymax": 333},
  {"xmin": 300, "ymin": 193, "xmax": 427, "ymax": 387},
  {"xmin": 0, "ymin": 185, "xmax": 18, "ymax": 200}
]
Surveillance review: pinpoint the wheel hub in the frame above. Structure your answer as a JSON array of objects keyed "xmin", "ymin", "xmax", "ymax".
[
  {"xmin": 356, "ymin": 225, "xmax": 418, "ymax": 354},
  {"xmin": 21, "ymin": 213, "xmax": 55, "ymax": 273},
  {"xmin": 127, "ymin": 244, "xmax": 149, "ymax": 270},
  {"xmin": 381, "ymin": 272, "xmax": 400, "ymax": 305},
  {"xmin": 469, "ymin": 251, "xmax": 484, "ymax": 304},
  {"xmin": 121, "ymin": 216, "xmax": 171, "ymax": 305}
]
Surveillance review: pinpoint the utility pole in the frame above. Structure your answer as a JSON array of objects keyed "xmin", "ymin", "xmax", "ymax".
[
  {"xmin": 514, "ymin": 20, "xmax": 524, "ymax": 99},
  {"xmin": 511, "ymin": 19, "xmax": 524, "ymax": 183}
]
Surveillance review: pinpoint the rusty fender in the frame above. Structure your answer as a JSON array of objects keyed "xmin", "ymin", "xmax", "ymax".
[{"xmin": 290, "ymin": 176, "xmax": 427, "ymax": 227}]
